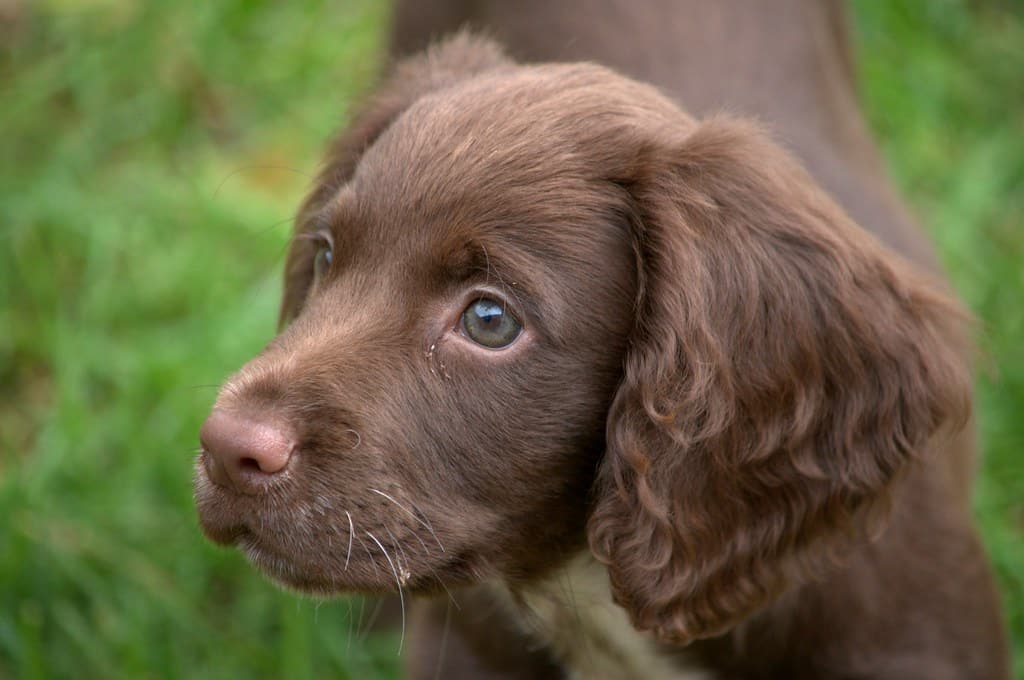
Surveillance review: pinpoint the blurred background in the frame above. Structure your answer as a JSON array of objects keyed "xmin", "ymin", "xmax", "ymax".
[{"xmin": 1, "ymin": 0, "xmax": 1021, "ymax": 677}]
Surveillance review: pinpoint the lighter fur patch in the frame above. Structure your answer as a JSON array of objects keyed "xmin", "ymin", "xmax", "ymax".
[{"xmin": 496, "ymin": 553, "xmax": 714, "ymax": 680}]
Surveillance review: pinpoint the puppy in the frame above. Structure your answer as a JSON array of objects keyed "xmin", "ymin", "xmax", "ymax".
[{"xmin": 195, "ymin": 16, "xmax": 1008, "ymax": 680}]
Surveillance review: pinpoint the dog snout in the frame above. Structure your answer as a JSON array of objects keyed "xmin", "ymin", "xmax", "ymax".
[{"xmin": 199, "ymin": 408, "xmax": 295, "ymax": 494}]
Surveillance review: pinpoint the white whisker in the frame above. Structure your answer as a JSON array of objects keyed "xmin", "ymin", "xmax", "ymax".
[
  {"xmin": 385, "ymin": 527, "xmax": 413, "ymax": 586},
  {"xmin": 433, "ymin": 599, "xmax": 453, "ymax": 680},
  {"xmin": 345, "ymin": 597, "xmax": 354, "ymax": 652},
  {"xmin": 357, "ymin": 535, "xmax": 380, "ymax": 576},
  {"xmin": 369, "ymin": 488, "xmax": 446, "ymax": 553},
  {"xmin": 355, "ymin": 595, "xmax": 385, "ymax": 644},
  {"xmin": 366, "ymin": 531, "xmax": 406, "ymax": 655},
  {"xmin": 410, "ymin": 528, "xmax": 431, "ymax": 559},
  {"xmin": 344, "ymin": 511, "xmax": 354, "ymax": 571}
]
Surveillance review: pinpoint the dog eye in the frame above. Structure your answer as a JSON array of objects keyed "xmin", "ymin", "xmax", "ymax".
[
  {"xmin": 462, "ymin": 298, "xmax": 522, "ymax": 349},
  {"xmin": 313, "ymin": 241, "xmax": 333, "ymax": 283}
]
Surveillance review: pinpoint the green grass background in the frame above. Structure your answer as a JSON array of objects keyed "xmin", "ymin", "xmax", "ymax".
[{"xmin": 1, "ymin": 0, "xmax": 1020, "ymax": 677}]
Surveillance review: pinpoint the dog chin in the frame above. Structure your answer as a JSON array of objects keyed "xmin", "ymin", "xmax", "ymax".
[
  {"xmin": 235, "ymin": 533, "xmax": 400, "ymax": 596},
  {"xmin": 236, "ymin": 534, "xmax": 340, "ymax": 594}
]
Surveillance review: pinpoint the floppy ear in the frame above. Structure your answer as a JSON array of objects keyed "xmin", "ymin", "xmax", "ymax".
[
  {"xmin": 587, "ymin": 117, "xmax": 972, "ymax": 643},
  {"xmin": 279, "ymin": 33, "xmax": 512, "ymax": 323}
]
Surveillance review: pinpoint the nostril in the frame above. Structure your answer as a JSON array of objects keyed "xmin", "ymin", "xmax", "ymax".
[
  {"xmin": 199, "ymin": 408, "xmax": 296, "ymax": 493},
  {"xmin": 236, "ymin": 455, "xmax": 285, "ymax": 475},
  {"xmin": 239, "ymin": 457, "xmax": 261, "ymax": 472}
]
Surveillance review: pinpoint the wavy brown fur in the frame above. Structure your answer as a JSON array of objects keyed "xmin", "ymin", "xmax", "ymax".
[{"xmin": 587, "ymin": 116, "xmax": 973, "ymax": 643}]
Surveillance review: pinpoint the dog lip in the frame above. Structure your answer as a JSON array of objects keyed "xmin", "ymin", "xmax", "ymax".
[
  {"xmin": 194, "ymin": 504, "xmax": 356, "ymax": 591},
  {"xmin": 237, "ymin": 534, "xmax": 378, "ymax": 594},
  {"xmin": 236, "ymin": 526, "xmax": 483, "ymax": 595},
  {"xmin": 195, "ymin": 513, "xmax": 248, "ymax": 546},
  {"xmin": 193, "ymin": 465, "xmax": 256, "ymax": 545}
]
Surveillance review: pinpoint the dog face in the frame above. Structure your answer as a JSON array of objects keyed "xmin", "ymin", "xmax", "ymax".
[
  {"xmin": 195, "ymin": 35, "xmax": 970, "ymax": 643},
  {"xmin": 195, "ymin": 44, "xmax": 640, "ymax": 595}
]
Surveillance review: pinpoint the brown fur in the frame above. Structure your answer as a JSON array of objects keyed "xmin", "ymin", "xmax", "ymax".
[
  {"xmin": 586, "ymin": 114, "xmax": 973, "ymax": 644},
  {"xmin": 195, "ymin": 7, "xmax": 1008, "ymax": 678}
]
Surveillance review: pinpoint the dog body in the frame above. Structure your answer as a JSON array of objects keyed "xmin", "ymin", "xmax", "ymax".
[{"xmin": 195, "ymin": 2, "xmax": 1008, "ymax": 677}]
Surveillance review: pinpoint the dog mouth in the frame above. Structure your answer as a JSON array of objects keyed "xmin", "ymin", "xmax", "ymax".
[
  {"xmin": 233, "ymin": 528, "xmax": 482, "ymax": 597},
  {"xmin": 236, "ymin": 531, "xmax": 379, "ymax": 593},
  {"xmin": 195, "ymin": 467, "xmax": 483, "ymax": 596},
  {"xmin": 201, "ymin": 522, "xmax": 401, "ymax": 595}
]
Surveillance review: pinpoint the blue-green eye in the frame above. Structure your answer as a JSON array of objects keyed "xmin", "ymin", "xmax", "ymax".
[
  {"xmin": 313, "ymin": 242, "xmax": 332, "ymax": 282},
  {"xmin": 461, "ymin": 298, "xmax": 522, "ymax": 349}
]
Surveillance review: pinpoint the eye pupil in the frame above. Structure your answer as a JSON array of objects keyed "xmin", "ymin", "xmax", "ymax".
[
  {"xmin": 475, "ymin": 302, "xmax": 502, "ymax": 328},
  {"xmin": 313, "ymin": 243, "xmax": 333, "ymax": 281},
  {"xmin": 462, "ymin": 298, "xmax": 522, "ymax": 349}
]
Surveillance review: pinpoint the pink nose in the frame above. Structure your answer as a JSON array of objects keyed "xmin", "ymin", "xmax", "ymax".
[{"xmin": 199, "ymin": 409, "xmax": 295, "ymax": 494}]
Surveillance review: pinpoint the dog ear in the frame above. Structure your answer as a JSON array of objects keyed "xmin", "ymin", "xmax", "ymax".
[
  {"xmin": 587, "ymin": 116, "xmax": 972, "ymax": 644},
  {"xmin": 279, "ymin": 33, "xmax": 512, "ymax": 324}
]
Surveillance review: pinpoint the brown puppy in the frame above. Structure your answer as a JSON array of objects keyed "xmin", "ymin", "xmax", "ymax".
[{"xmin": 195, "ymin": 5, "xmax": 1008, "ymax": 679}]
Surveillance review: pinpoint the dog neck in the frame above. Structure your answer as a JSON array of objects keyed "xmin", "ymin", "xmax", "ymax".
[{"xmin": 496, "ymin": 553, "xmax": 713, "ymax": 680}]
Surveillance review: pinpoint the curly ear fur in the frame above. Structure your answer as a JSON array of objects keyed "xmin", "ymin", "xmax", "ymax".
[
  {"xmin": 279, "ymin": 33, "xmax": 512, "ymax": 323},
  {"xmin": 587, "ymin": 117, "xmax": 972, "ymax": 644}
]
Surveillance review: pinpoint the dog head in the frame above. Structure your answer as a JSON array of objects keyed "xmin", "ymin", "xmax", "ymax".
[{"xmin": 195, "ymin": 34, "xmax": 970, "ymax": 643}]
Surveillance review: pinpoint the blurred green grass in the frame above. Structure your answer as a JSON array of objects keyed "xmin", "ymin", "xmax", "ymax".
[{"xmin": 0, "ymin": 0, "xmax": 1020, "ymax": 677}]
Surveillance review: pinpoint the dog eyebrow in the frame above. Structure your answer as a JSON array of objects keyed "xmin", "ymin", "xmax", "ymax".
[
  {"xmin": 438, "ymin": 236, "xmax": 543, "ymax": 318},
  {"xmin": 301, "ymin": 184, "xmax": 360, "ymax": 238},
  {"xmin": 305, "ymin": 209, "xmax": 333, "ymax": 236}
]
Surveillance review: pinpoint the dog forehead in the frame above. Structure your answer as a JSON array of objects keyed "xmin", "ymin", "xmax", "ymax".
[
  {"xmin": 342, "ymin": 68, "xmax": 663, "ymax": 258},
  {"xmin": 355, "ymin": 94, "xmax": 584, "ymax": 226},
  {"xmin": 352, "ymin": 65, "xmax": 678, "ymax": 206}
]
